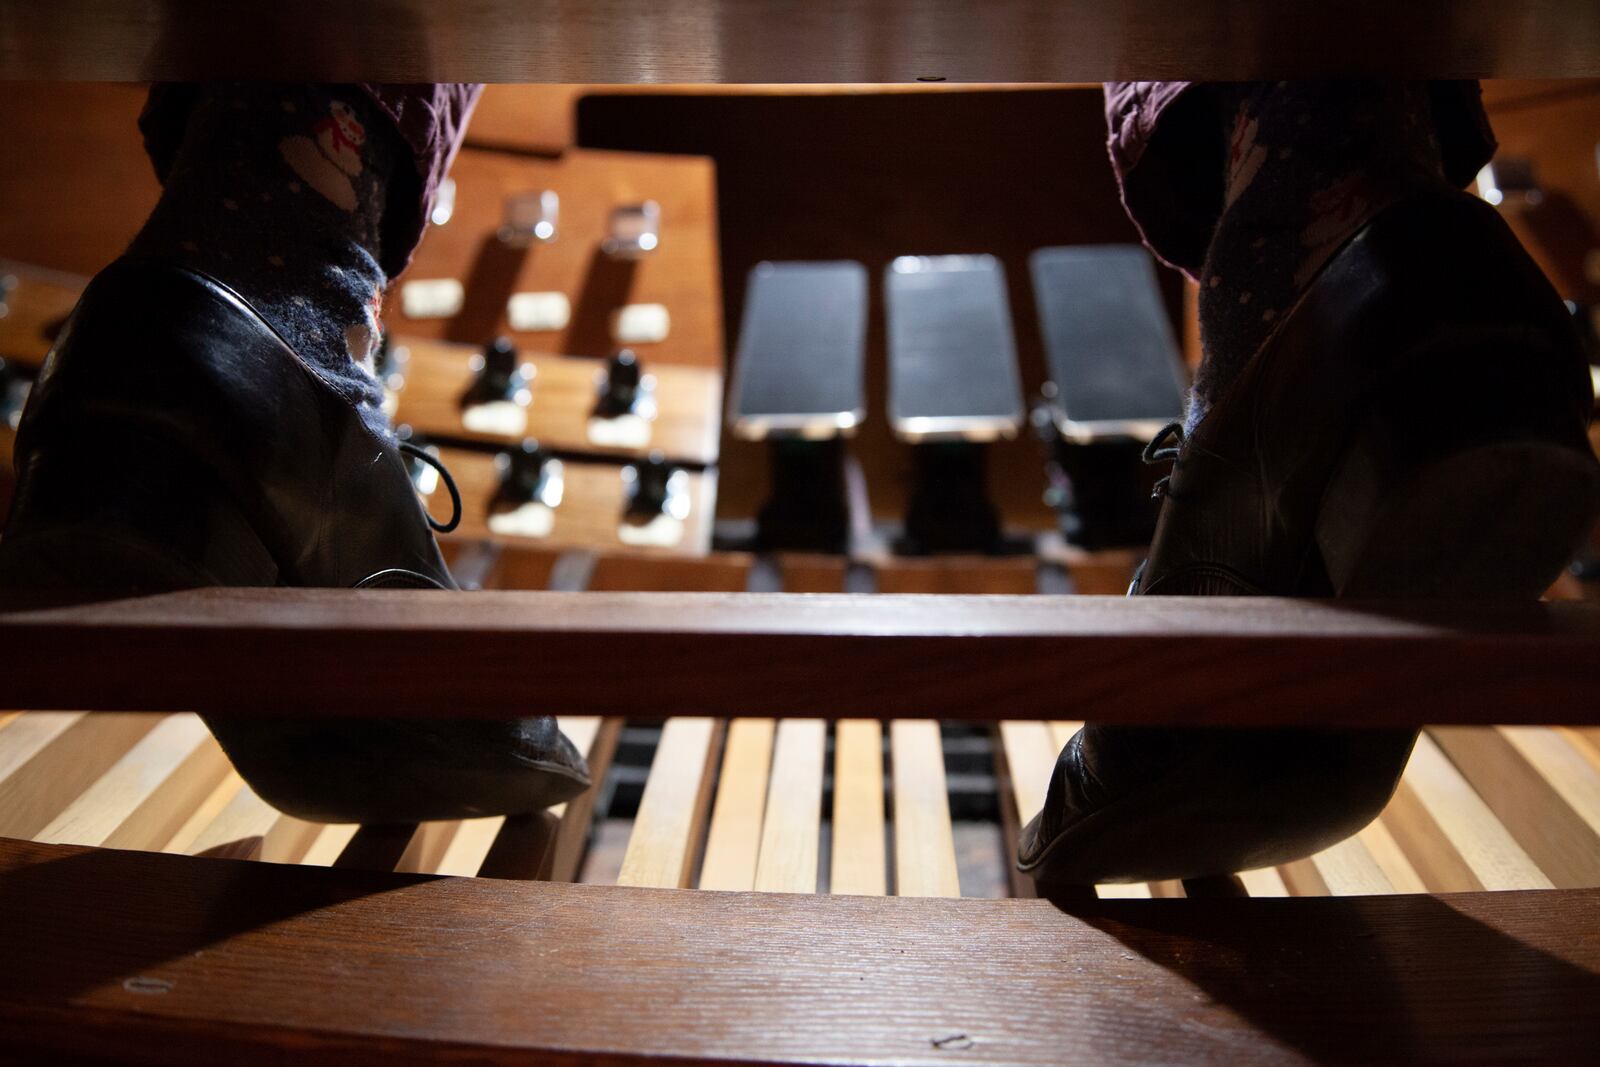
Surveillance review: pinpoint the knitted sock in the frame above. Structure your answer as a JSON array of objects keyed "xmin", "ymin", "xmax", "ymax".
[
  {"xmin": 1190, "ymin": 82, "xmax": 1449, "ymax": 432},
  {"xmin": 127, "ymin": 84, "xmax": 399, "ymax": 440}
]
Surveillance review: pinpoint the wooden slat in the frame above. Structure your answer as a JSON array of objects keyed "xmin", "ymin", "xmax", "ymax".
[
  {"xmin": 1431, "ymin": 726, "xmax": 1600, "ymax": 886},
  {"xmin": 997, "ymin": 721, "xmax": 1155, "ymax": 900},
  {"xmin": 0, "ymin": 712, "xmax": 162, "ymax": 838},
  {"xmin": 889, "ymin": 720, "xmax": 960, "ymax": 898},
  {"xmin": 1278, "ymin": 858, "xmax": 1331, "ymax": 896},
  {"xmin": 34, "ymin": 714, "xmax": 226, "ymax": 850},
  {"xmin": 617, "ymin": 717, "xmax": 720, "ymax": 889},
  {"xmin": 699, "ymin": 718, "xmax": 775, "ymax": 891},
  {"xmin": 1355, "ymin": 818, "xmax": 1428, "ymax": 894},
  {"xmin": 992, "ymin": 720, "xmax": 1050, "ymax": 899},
  {"xmin": 1377, "ymin": 781, "xmax": 1484, "ymax": 893},
  {"xmin": 1237, "ymin": 867, "xmax": 1291, "ymax": 897},
  {"xmin": 1047, "ymin": 720, "xmax": 1154, "ymax": 900},
  {"xmin": 1564, "ymin": 727, "xmax": 1600, "ymax": 772},
  {"xmin": 298, "ymin": 824, "xmax": 362, "ymax": 867},
  {"xmin": 1401, "ymin": 733, "xmax": 1554, "ymax": 890},
  {"xmin": 1504, "ymin": 726, "xmax": 1600, "ymax": 839},
  {"xmin": 547, "ymin": 717, "xmax": 622, "ymax": 882},
  {"xmin": 395, "ymin": 821, "xmax": 472, "ymax": 875},
  {"xmin": 830, "ymin": 719, "xmax": 886, "ymax": 896},
  {"xmin": 162, "ymin": 773, "xmax": 246, "ymax": 855},
  {"xmin": 6, "ymin": 591, "xmax": 1597, "ymax": 725},
  {"xmin": 332, "ymin": 825, "xmax": 418, "ymax": 872},
  {"xmin": 753, "ymin": 719, "xmax": 826, "ymax": 894},
  {"xmin": 7, "ymin": 1, "xmax": 1599, "ymax": 81},
  {"xmin": 998, "ymin": 721, "xmax": 1056, "ymax": 824},
  {"xmin": 1306, "ymin": 836, "xmax": 1394, "ymax": 896},
  {"xmin": 183, "ymin": 781, "xmax": 280, "ymax": 862},
  {"xmin": 472, "ymin": 716, "xmax": 621, "ymax": 882},
  {"xmin": 7, "ymin": 839, "xmax": 1600, "ymax": 1065}
]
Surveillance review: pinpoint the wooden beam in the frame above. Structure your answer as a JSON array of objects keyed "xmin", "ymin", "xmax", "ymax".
[
  {"xmin": 2, "ymin": 839, "xmax": 1598, "ymax": 1064},
  {"xmin": 3, "ymin": 0, "xmax": 1598, "ymax": 81},
  {"xmin": 1, "ymin": 590, "xmax": 1598, "ymax": 725}
]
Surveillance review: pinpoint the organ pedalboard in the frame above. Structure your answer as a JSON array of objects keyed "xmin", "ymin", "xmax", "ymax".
[{"xmin": 2, "ymin": 82, "xmax": 1600, "ymax": 1065}]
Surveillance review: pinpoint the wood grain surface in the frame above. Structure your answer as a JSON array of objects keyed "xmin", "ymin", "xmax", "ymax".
[
  {"xmin": 433, "ymin": 445, "xmax": 717, "ymax": 556},
  {"xmin": 392, "ymin": 336, "xmax": 721, "ymax": 463},
  {"xmin": 5, "ymin": 0, "xmax": 1600, "ymax": 80},
  {"xmin": 1, "ymin": 590, "xmax": 1598, "ymax": 725},
  {"xmin": 0, "ymin": 259, "xmax": 84, "ymax": 368},
  {"xmin": 2, "ymin": 838, "xmax": 1599, "ymax": 1064},
  {"xmin": 393, "ymin": 147, "xmax": 723, "ymax": 369},
  {"xmin": 830, "ymin": 718, "xmax": 887, "ymax": 895}
]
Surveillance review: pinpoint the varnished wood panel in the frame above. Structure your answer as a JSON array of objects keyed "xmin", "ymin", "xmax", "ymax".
[
  {"xmin": 1, "ymin": 590, "xmax": 1598, "ymax": 725},
  {"xmin": 0, "ymin": 84, "xmax": 156, "ymax": 278},
  {"xmin": 394, "ymin": 147, "xmax": 722, "ymax": 369},
  {"xmin": 2, "ymin": 839, "xmax": 1600, "ymax": 1064},
  {"xmin": 391, "ymin": 336, "xmax": 721, "ymax": 463},
  {"xmin": 0, "ymin": 260, "xmax": 84, "ymax": 367},
  {"xmin": 433, "ymin": 445, "xmax": 716, "ymax": 556},
  {"xmin": 6, "ymin": 1, "xmax": 1600, "ymax": 81}
]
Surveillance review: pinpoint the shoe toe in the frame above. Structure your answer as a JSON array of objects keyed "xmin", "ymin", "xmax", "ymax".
[{"xmin": 206, "ymin": 715, "xmax": 592, "ymax": 824}]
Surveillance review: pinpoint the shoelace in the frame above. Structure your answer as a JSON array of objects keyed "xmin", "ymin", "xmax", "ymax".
[
  {"xmin": 1142, "ymin": 420, "xmax": 1185, "ymax": 500},
  {"xmin": 399, "ymin": 440, "xmax": 462, "ymax": 534}
]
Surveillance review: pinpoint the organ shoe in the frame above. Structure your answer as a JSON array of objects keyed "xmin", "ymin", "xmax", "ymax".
[
  {"xmin": 1020, "ymin": 190, "xmax": 1600, "ymax": 884},
  {"xmin": 0, "ymin": 259, "xmax": 591, "ymax": 823}
]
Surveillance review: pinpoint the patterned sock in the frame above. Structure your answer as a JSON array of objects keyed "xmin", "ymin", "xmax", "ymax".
[
  {"xmin": 127, "ymin": 84, "xmax": 399, "ymax": 440},
  {"xmin": 1190, "ymin": 82, "xmax": 1449, "ymax": 432}
]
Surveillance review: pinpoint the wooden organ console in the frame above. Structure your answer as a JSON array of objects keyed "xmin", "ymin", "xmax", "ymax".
[{"xmin": 3, "ymin": 13, "xmax": 1600, "ymax": 1061}]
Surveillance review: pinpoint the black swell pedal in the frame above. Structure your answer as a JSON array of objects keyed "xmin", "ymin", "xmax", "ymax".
[
  {"xmin": 1030, "ymin": 245, "xmax": 1187, "ymax": 550},
  {"xmin": 885, "ymin": 255, "xmax": 1023, "ymax": 553},
  {"xmin": 595, "ymin": 348, "xmax": 646, "ymax": 419},
  {"xmin": 886, "ymin": 255, "xmax": 1024, "ymax": 442},
  {"xmin": 1030, "ymin": 245, "xmax": 1185, "ymax": 440},
  {"xmin": 728, "ymin": 261, "xmax": 868, "ymax": 553},
  {"xmin": 729, "ymin": 261, "xmax": 867, "ymax": 439}
]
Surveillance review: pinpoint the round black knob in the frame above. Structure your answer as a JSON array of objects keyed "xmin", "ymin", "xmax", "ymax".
[
  {"xmin": 628, "ymin": 451, "xmax": 674, "ymax": 517},
  {"xmin": 501, "ymin": 439, "xmax": 548, "ymax": 501},
  {"xmin": 597, "ymin": 349, "xmax": 642, "ymax": 417},
  {"xmin": 483, "ymin": 335, "xmax": 517, "ymax": 380}
]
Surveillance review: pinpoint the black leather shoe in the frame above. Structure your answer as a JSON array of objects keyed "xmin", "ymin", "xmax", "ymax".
[
  {"xmin": 1020, "ymin": 191, "xmax": 1600, "ymax": 884},
  {"xmin": 0, "ymin": 259, "xmax": 591, "ymax": 823}
]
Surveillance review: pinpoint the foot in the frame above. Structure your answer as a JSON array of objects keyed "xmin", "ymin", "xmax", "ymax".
[
  {"xmin": 0, "ymin": 259, "xmax": 591, "ymax": 823},
  {"xmin": 1020, "ymin": 190, "xmax": 1600, "ymax": 884}
]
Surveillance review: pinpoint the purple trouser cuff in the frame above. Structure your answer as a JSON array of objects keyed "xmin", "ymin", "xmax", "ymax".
[
  {"xmin": 1104, "ymin": 81, "xmax": 1498, "ymax": 279},
  {"xmin": 139, "ymin": 83, "xmax": 483, "ymax": 280}
]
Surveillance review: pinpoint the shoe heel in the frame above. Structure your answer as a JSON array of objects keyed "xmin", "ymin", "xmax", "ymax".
[
  {"xmin": 1314, "ymin": 414, "xmax": 1600, "ymax": 598},
  {"xmin": 0, "ymin": 425, "xmax": 279, "ymax": 591}
]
